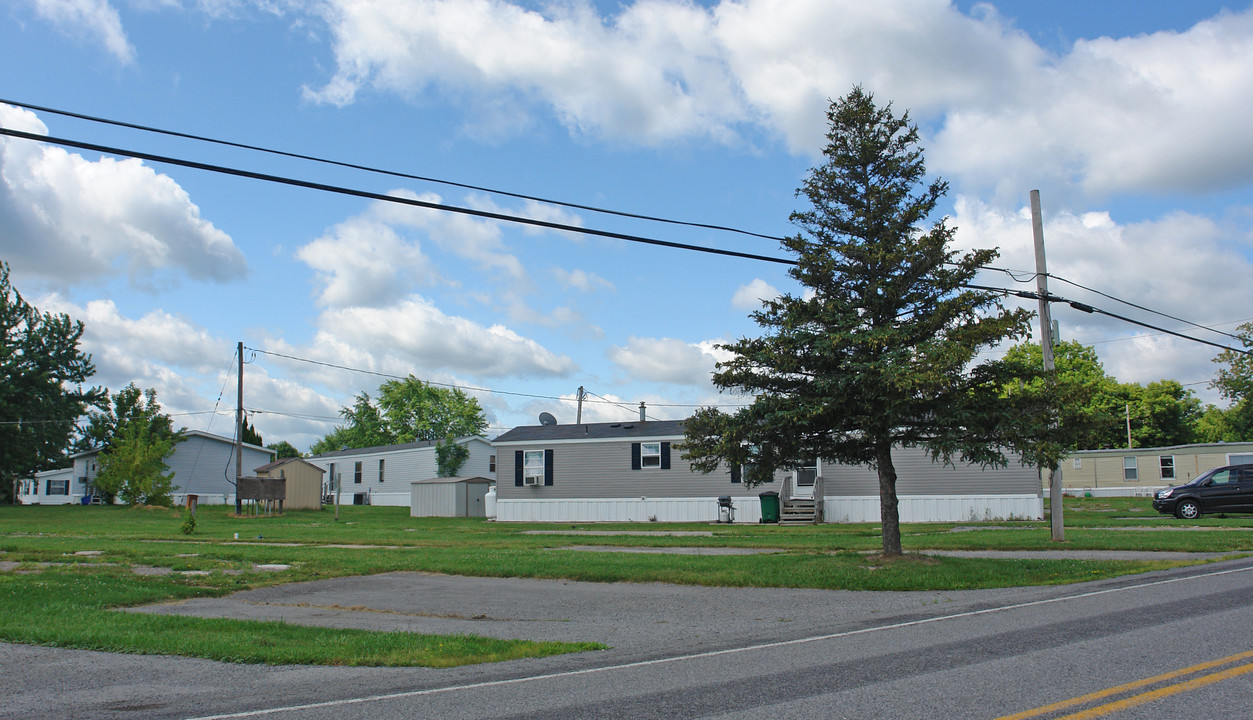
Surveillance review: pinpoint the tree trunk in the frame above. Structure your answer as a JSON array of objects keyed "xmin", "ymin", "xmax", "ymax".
[{"xmin": 876, "ymin": 442, "xmax": 902, "ymax": 556}]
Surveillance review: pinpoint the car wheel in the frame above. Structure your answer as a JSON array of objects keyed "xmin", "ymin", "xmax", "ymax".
[{"xmin": 1176, "ymin": 500, "xmax": 1201, "ymax": 520}]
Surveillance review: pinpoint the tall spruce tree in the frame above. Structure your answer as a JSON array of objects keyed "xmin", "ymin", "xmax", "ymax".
[
  {"xmin": 682, "ymin": 87, "xmax": 1032, "ymax": 556},
  {"xmin": 0, "ymin": 262, "xmax": 103, "ymax": 503}
]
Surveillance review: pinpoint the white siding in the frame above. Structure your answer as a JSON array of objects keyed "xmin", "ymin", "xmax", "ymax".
[
  {"xmin": 309, "ymin": 438, "xmax": 494, "ymax": 507},
  {"xmin": 18, "ymin": 468, "xmax": 77, "ymax": 505}
]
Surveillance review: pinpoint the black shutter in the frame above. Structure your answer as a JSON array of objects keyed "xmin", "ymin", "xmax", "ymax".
[
  {"xmin": 661, "ymin": 442, "xmax": 671, "ymax": 469},
  {"xmin": 731, "ymin": 464, "xmax": 741, "ymax": 483},
  {"xmin": 631, "ymin": 443, "xmax": 641, "ymax": 470},
  {"xmin": 514, "ymin": 450, "xmax": 524, "ymax": 487},
  {"xmin": 544, "ymin": 449, "xmax": 554, "ymax": 486}
]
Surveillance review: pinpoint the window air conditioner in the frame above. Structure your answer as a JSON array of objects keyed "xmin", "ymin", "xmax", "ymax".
[{"xmin": 523, "ymin": 476, "xmax": 542, "ymax": 487}]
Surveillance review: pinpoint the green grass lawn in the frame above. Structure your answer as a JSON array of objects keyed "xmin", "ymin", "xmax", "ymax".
[{"xmin": 1, "ymin": 496, "xmax": 1249, "ymax": 667}]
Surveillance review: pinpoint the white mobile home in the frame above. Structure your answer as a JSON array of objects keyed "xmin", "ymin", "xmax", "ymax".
[
  {"xmin": 308, "ymin": 437, "xmax": 494, "ymax": 507},
  {"xmin": 17, "ymin": 468, "xmax": 76, "ymax": 505}
]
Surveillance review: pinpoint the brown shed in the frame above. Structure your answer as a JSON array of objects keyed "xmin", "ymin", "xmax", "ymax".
[{"xmin": 255, "ymin": 457, "xmax": 325, "ymax": 510}]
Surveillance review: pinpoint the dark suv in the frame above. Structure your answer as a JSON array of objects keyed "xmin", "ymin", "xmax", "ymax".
[{"xmin": 1153, "ymin": 464, "xmax": 1253, "ymax": 519}]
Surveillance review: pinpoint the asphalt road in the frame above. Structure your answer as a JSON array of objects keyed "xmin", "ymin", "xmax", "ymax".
[{"xmin": 5, "ymin": 554, "xmax": 1253, "ymax": 719}]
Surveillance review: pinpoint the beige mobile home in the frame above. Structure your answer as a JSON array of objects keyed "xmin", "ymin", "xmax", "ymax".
[{"xmin": 1061, "ymin": 442, "xmax": 1253, "ymax": 496}]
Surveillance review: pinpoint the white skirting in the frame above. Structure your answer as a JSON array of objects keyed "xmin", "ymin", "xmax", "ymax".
[
  {"xmin": 824, "ymin": 495, "xmax": 1043, "ymax": 523},
  {"xmin": 496, "ymin": 496, "xmax": 760, "ymax": 523},
  {"xmin": 496, "ymin": 494, "xmax": 1043, "ymax": 523}
]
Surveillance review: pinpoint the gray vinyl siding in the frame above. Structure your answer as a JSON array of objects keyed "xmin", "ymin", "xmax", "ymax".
[
  {"xmin": 821, "ymin": 446, "xmax": 1040, "ymax": 496},
  {"xmin": 494, "ymin": 437, "xmax": 752, "ymax": 500},
  {"xmin": 72, "ymin": 431, "xmax": 274, "ymax": 499},
  {"xmin": 167, "ymin": 434, "xmax": 274, "ymax": 497}
]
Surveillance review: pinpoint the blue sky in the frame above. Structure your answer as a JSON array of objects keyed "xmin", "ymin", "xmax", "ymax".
[{"xmin": 3, "ymin": 0, "xmax": 1252, "ymax": 452}]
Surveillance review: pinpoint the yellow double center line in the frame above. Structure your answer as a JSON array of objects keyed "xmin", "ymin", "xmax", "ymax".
[{"xmin": 997, "ymin": 650, "xmax": 1253, "ymax": 720}]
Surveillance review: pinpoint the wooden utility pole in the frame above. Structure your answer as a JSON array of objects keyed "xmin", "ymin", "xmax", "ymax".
[
  {"xmin": 576, "ymin": 386, "xmax": 585, "ymax": 425},
  {"xmin": 235, "ymin": 341, "xmax": 244, "ymax": 516},
  {"xmin": 1032, "ymin": 190, "xmax": 1063, "ymax": 542},
  {"xmin": 1126, "ymin": 404, "xmax": 1133, "ymax": 449}
]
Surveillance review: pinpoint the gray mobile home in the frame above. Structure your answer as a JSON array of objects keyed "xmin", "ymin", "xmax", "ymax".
[
  {"xmin": 493, "ymin": 419, "xmax": 1042, "ymax": 523},
  {"xmin": 68, "ymin": 430, "xmax": 274, "ymax": 505},
  {"xmin": 492, "ymin": 420, "xmax": 764, "ymax": 522}
]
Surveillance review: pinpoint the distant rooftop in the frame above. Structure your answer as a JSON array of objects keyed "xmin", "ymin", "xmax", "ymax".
[{"xmin": 493, "ymin": 419, "xmax": 686, "ymax": 444}]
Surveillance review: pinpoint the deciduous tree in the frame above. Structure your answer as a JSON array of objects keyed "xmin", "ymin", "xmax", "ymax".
[
  {"xmin": 76, "ymin": 384, "xmax": 176, "ymax": 452},
  {"xmin": 436, "ymin": 436, "xmax": 470, "ymax": 477},
  {"xmin": 82, "ymin": 385, "xmax": 182, "ymax": 505},
  {"xmin": 1210, "ymin": 322, "xmax": 1253, "ymax": 441},
  {"xmin": 93, "ymin": 420, "xmax": 179, "ymax": 506},
  {"xmin": 311, "ymin": 377, "xmax": 487, "ymax": 454},
  {"xmin": 267, "ymin": 440, "xmax": 302, "ymax": 459}
]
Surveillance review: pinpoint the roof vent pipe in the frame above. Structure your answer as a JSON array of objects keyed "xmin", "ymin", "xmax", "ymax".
[{"xmin": 639, "ymin": 402, "xmax": 646, "ymax": 422}]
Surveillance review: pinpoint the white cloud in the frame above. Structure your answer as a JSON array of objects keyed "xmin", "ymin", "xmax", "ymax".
[
  {"xmin": 553, "ymin": 267, "xmax": 615, "ymax": 293},
  {"xmin": 297, "ymin": 204, "xmax": 441, "ymax": 308},
  {"xmin": 0, "ymin": 105, "xmax": 246, "ymax": 289},
  {"xmin": 26, "ymin": 0, "xmax": 135, "ymax": 62},
  {"xmin": 37, "ymin": 296, "xmax": 221, "ymax": 386},
  {"xmin": 296, "ymin": 190, "xmax": 534, "ymax": 307},
  {"xmin": 608, "ymin": 336, "xmax": 732, "ymax": 386},
  {"xmin": 731, "ymin": 278, "xmax": 780, "ymax": 310},
  {"xmin": 303, "ymin": 0, "xmax": 748, "ymax": 144},
  {"xmin": 932, "ymin": 9, "xmax": 1253, "ymax": 198},
  {"xmin": 953, "ymin": 196, "xmax": 1253, "ymax": 399},
  {"xmin": 317, "ymin": 296, "xmax": 576, "ymax": 378},
  {"xmin": 299, "ymin": 0, "xmax": 1042, "ymax": 152},
  {"xmin": 296, "ymin": 0, "xmax": 1253, "ymax": 200}
]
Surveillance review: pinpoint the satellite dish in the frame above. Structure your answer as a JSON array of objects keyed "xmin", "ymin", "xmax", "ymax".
[{"xmin": 539, "ymin": 412, "xmax": 558, "ymax": 426}]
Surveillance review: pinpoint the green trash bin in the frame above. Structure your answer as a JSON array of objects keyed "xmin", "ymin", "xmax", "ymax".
[{"xmin": 759, "ymin": 491, "xmax": 780, "ymax": 523}]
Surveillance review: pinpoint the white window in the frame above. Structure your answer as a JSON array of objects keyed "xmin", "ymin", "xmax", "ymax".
[
  {"xmin": 524, "ymin": 450, "xmax": 545, "ymax": 485},
  {"xmin": 46, "ymin": 479, "xmax": 69, "ymax": 495},
  {"xmin": 1073, "ymin": 458, "xmax": 1082, "ymax": 470},
  {"xmin": 1123, "ymin": 457, "xmax": 1138, "ymax": 481},
  {"xmin": 1230, "ymin": 453, "xmax": 1253, "ymax": 465},
  {"xmin": 641, "ymin": 442, "xmax": 662, "ymax": 468},
  {"xmin": 1159, "ymin": 455, "xmax": 1175, "ymax": 480}
]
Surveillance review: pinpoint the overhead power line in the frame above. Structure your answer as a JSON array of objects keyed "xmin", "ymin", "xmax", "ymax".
[
  {"xmin": 1046, "ymin": 273, "xmax": 1245, "ymax": 342},
  {"xmin": 0, "ymin": 127, "xmax": 794, "ymax": 267},
  {"xmin": 0, "ymin": 98, "xmax": 785, "ymax": 242},
  {"xmin": 245, "ymin": 346, "xmax": 747, "ymax": 412},
  {"xmin": 2, "ymin": 128, "xmax": 1246, "ymax": 359},
  {"xmin": 969, "ymin": 285, "xmax": 1252, "ymax": 357}
]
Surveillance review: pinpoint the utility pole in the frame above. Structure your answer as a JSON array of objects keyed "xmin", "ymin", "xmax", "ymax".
[
  {"xmin": 1032, "ymin": 190, "xmax": 1064, "ymax": 542},
  {"xmin": 235, "ymin": 341, "xmax": 244, "ymax": 516},
  {"xmin": 1126, "ymin": 404, "xmax": 1133, "ymax": 449},
  {"xmin": 576, "ymin": 386, "xmax": 585, "ymax": 425}
]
